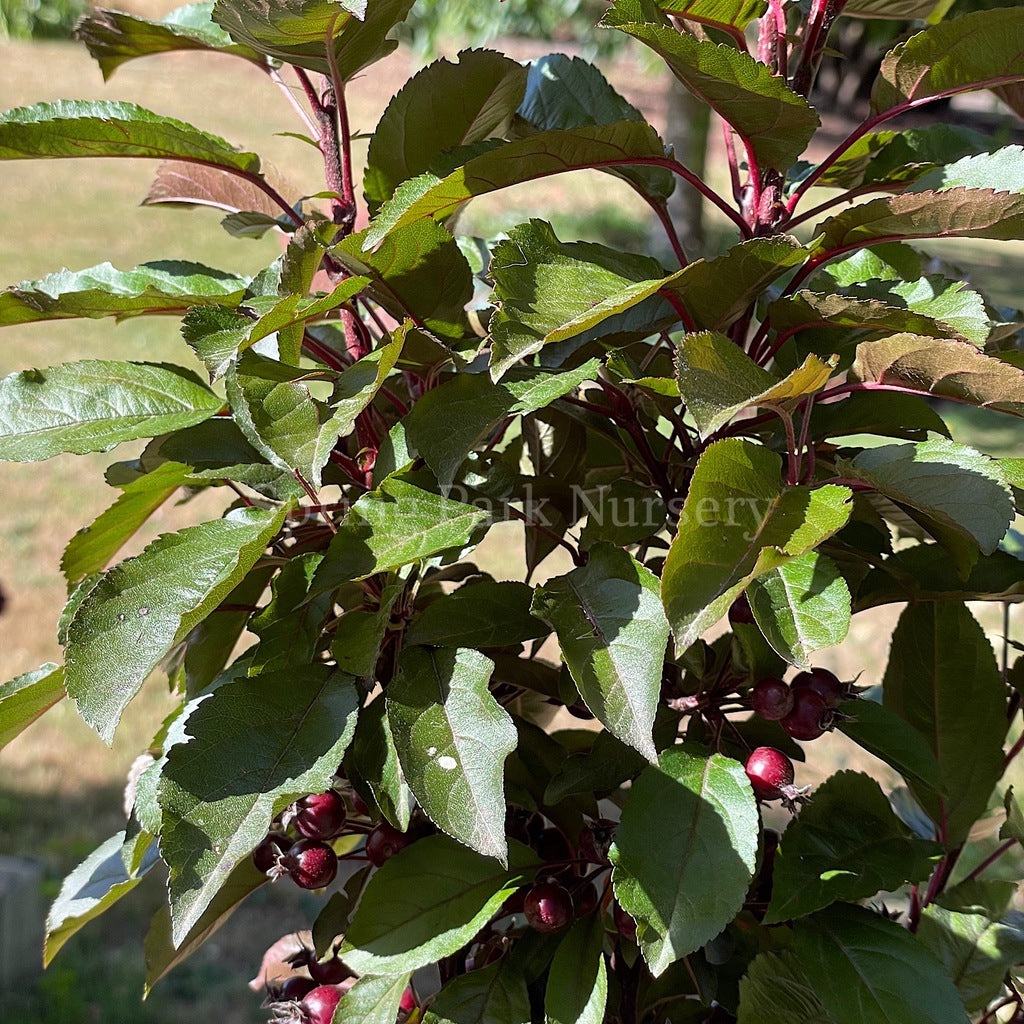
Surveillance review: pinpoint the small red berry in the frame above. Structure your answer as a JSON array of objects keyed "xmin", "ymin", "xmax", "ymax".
[
  {"xmin": 349, "ymin": 791, "xmax": 370, "ymax": 818},
  {"xmin": 275, "ymin": 975, "xmax": 316, "ymax": 1002},
  {"xmin": 301, "ymin": 985, "xmax": 343, "ymax": 1024},
  {"xmin": 744, "ymin": 747, "xmax": 795, "ymax": 801},
  {"xmin": 286, "ymin": 839, "xmax": 338, "ymax": 890},
  {"xmin": 728, "ymin": 593, "xmax": 755, "ymax": 625},
  {"xmin": 791, "ymin": 667, "xmax": 844, "ymax": 709},
  {"xmin": 573, "ymin": 883, "xmax": 599, "ymax": 917},
  {"xmin": 781, "ymin": 688, "xmax": 833, "ymax": 741},
  {"xmin": 253, "ymin": 833, "xmax": 293, "ymax": 875},
  {"xmin": 523, "ymin": 882, "xmax": 573, "ymax": 933},
  {"xmin": 399, "ymin": 987, "xmax": 417, "ymax": 1013},
  {"xmin": 293, "ymin": 791, "xmax": 347, "ymax": 841},
  {"xmin": 365, "ymin": 822, "xmax": 412, "ymax": 867},
  {"xmin": 613, "ymin": 902, "xmax": 638, "ymax": 942},
  {"xmin": 750, "ymin": 677, "xmax": 793, "ymax": 721}
]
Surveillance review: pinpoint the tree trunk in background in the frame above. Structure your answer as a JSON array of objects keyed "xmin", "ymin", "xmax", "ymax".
[{"xmin": 656, "ymin": 76, "xmax": 710, "ymax": 261}]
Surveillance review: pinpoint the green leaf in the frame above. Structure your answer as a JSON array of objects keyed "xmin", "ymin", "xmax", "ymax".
[
  {"xmin": 838, "ymin": 439, "xmax": 1013, "ymax": 556},
  {"xmin": 159, "ymin": 665, "xmax": 359, "ymax": 944},
  {"xmin": 64, "ymin": 504, "xmax": 287, "ymax": 742},
  {"xmin": 0, "ymin": 663, "xmax": 65, "ymax": 751},
  {"xmin": 1002, "ymin": 787, "xmax": 1024, "ymax": 847},
  {"xmin": 331, "ymin": 580, "xmax": 403, "ymax": 678},
  {"xmin": 334, "ymin": 972, "xmax": 414, "ymax": 1024},
  {"xmin": 883, "ymin": 602, "xmax": 1007, "ymax": 843},
  {"xmin": 61, "ymin": 462, "xmax": 191, "ymax": 586},
  {"xmin": 45, "ymin": 831, "xmax": 159, "ymax": 965},
  {"xmin": 517, "ymin": 53, "xmax": 674, "ymax": 202},
  {"xmin": 910, "ymin": 145, "xmax": 1024, "ymax": 196},
  {"xmin": 406, "ymin": 580, "xmax": 549, "ymax": 649},
  {"xmin": 736, "ymin": 950, "xmax": 826, "ymax": 1024},
  {"xmin": 0, "ymin": 260, "xmax": 248, "ymax": 326},
  {"xmin": 746, "ymin": 551, "xmax": 851, "ymax": 668},
  {"xmin": 610, "ymin": 746, "xmax": 759, "ymax": 977},
  {"xmin": 0, "ymin": 361, "xmax": 222, "ymax": 462},
  {"xmin": 872, "ymin": 9, "xmax": 1024, "ymax": 114},
  {"xmin": 793, "ymin": 904, "xmax": 970, "ymax": 1024},
  {"xmin": 488, "ymin": 221, "xmax": 672, "ymax": 380},
  {"xmin": 810, "ymin": 390, "xmax": 951, "ymax": 442},
  {"xmin": 424, "ymin": 961, "xmax": 532, "ymax": 1024},
  {"xmin": 402, "ymin": 359, "xmax": 600, "ymax": 488},
  {"xmin": 577, "ymin": 481, "xmax": 666, "ymax": 549},
  {"xmin": 545, "ymin": 913, "xmax": 608, "ymax": 1024},
  {"xmin": 142, "ymin": 418, "xmax": 304, "ymax": 501},
  {"xmin": 918, "ymin": 904, "xmax": 1024, "ymax": 1012},
  {"xmin": 365, "ymin": 48, "xmax": 527, "ymax": 213},
  {"xmin": 346, "ymin": 695, "xmax": 411, "ymax": 830},
  {"xmin": 836, "ymin": 696, "xmax": 944, "ymax": 797},
  {"xmin": 813, "ymin": 189, "xmax": 1024, "ymax": 256},
  {"xmin": 666, "ymin": 235, "xmax": 808, "ymax": 331},
  {"xmin": 857, "ymin": 546, "xmax": 1024, "ymax": 609},
  {"xmin": 656, "ymin": 0, "xmax": 766, "ymax": 31},
  {"xmin": 227, "ymin": 325, "xmax": 404, "ymax": 486},
  {"xmin": 248, "ymin": 552, "xmax": 331, "ymax": 673},
  {"xmin": 851, "ymin": 335, "xmax": 1024, "ymax": 416},
  {"xmin": 144, "ymin": 856, "xmax": 266, "ymax": 991},
  {"xmin": 311, "ymin": 474, "xmax": 490, "ymax": 595},
  {"xmin": 807, "ymin": 124, "xmax": 993, "ymax": 192},
  {"xmin": 766, "ymin": 771, "xmax": 941, "ymax": 923},
  {"xmin": 76, "ymin": 3, "xmax": 264, "ymax": 79},
  {"xmin": 340, "ymin": 835, "xmax": 536, "ymax": 976},
  {"xmin": 601, "ymin": 0, "xmax": 818, "ymax": 171},
  {"xmin": 0, "ymin": 100, "xmax": 262, "ymax": 174},
  {"xmin": 661, "ymin": 439, "xmax": 852, "ymax": 651},
  {"xmin": 364, "ymin": 122, "xmax": 670, "ymax": 250},
  {"xmin": 844, "ymin": 0, "xmax": 951, "ymax": 18},
  {"xmin": 544, "ymin": 729, "xmax": 647, "ymax": 805},
  {"xmin": 768, "ymin": 290, "xmax": 973, "ymax": 348},
  {"xmin": 676, "ymin": 331, "xmax": 835, "ymax": 438},
  {"xmin": 388, "ymin": 647, "xmax": 516, "ymax": 862},
  {"xmin": 210, "ymin": 0, "xmax": 365, "ymax": 73},
  {"xmin": 532, "ymin": 544, "xmax": 668, "ymax": 761},
  {"xmin": 184, "ymin": 275, "xmax": 368, "ymax": 370},
  {"xmin": 332, "ymin": 221, "xmax": 473, "ymax": 341}
]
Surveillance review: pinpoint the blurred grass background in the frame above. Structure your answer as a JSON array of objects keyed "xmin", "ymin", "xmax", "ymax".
[{"xmin": 0, "ymin": 2, "xmax": 1022, "ymax": 1020}]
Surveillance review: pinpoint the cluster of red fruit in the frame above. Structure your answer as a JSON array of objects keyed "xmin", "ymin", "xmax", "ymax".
[
  {"xmin": 501, "ymin": 815, "xmax": 638, "ymax": 942},
  {"xmin": 266, "ymin": 971, "xmax": 416, "ymax": 1024},
  {"xmin": 253, "ymin": 786, "xmax": 426, "ymax": 890},
  {"xmin": 749, "ymin": 666, "xmax": 848, "ymax": 740}
]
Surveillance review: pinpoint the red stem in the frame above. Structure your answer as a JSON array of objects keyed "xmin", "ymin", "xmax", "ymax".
[
  {"xmin": 962, "ymin": 839, "xmax": 1017, "ymax": 884},
  {"xmin": 787, "ymin": 73, "xmax": 1024, "ymax": 213}
]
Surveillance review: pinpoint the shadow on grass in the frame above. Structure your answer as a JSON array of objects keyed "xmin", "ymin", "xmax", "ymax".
[{"xmin": 0, "ymin": 784, "xmax": 318, "ymax": 1024}]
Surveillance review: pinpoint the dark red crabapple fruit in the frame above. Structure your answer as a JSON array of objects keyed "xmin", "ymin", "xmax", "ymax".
[
  {"xmin": 399, "ymin": 987, "xmax": 417, "ymax": 1013},
  {"xmin": 365, "ymin": 822, "xmax": 413, "ymax": 866},
  {"xmin": 349, "ymin": 791, "xmax": 370, "ymax": 818},
  {"xmin": 300, "ymin": 985, "xmax": 343, "ymax": 1024},
  {"xmin": 744, "ymin": 747, "xmax": 795, "ymax": 802},
  {"xmin": 275, "ymin": 976, "xmax": 316, "ymax": 1002},
  {"xmin": 286, "ymin": 839, "xmax": 338, "ymax": 890},
  {"xmin": 781, "ymin": 688, "xmax": 833, "ymax": 741},
  {"xmin": 524, "ymin": 882, "xmax": 574, "ymax": 933},
  {"xmin": 791, "ymin": 667, "xmax": 844, "ymax": 709},
  {"xmin": 535, "ymin": 826, "xmax": 573, "ymax": 865},
  {"xmin": 613, "ymin": 902, "xmax": 638, "ymax": 942},
  {"xmin": 728, "ymin": 593, "xmax": 755, "ymax": 625},
  {"xmin": 253, "ymin": 833, "xmax": 293, "ymax": 875},
  {"xmin": 750, "ymin": 677, "xmax": 793, "ymax": 721},
  {"xmin": 573, "ymin": 882, "xmax": 600, "ymax": 917},
  {"xmin": 293, "ymin": 791, "xmax": 347, "ymax": 841}
]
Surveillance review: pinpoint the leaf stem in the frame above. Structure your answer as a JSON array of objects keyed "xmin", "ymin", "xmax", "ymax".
[
  {"xmin": 961, "ymin": 838, "xmax": 1017, "ymax": 885},
  {"xmin": 268, "ymin": 66, "xmax": 320, "ymax": 140}
]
